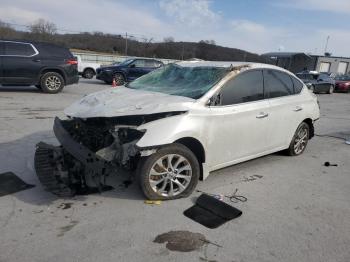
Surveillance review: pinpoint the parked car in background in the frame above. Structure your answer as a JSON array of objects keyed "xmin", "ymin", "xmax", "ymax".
[
  {"xmin": 0, "ymin": 40, "xmax": 78, "ymax": 93},
  {"xmin": 334, "ymin": 75, "xmax": 350, "ymax": 92},
  {"xmin": 296, "ymin": 71, "xmax": 335, "ymax": 94},
  {"xmin": 76, "ymin": 55, "xmax": 101, "ymax": 79},
  {"xmin": 96, "ymin": 58, "xmax": 163, "ymax": 85},
  {"xmin": 35, "ymin": 62, "xmax": 320, "ymax": 200}
]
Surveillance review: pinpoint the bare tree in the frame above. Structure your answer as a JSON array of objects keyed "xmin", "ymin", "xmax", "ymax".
[
  {"xmin": 0, "ymin": 20, "xmax": 16, "ymax": 38},
  {"xmin": 30, "ymin": 19, "xmax": 57, "ymax": 36}
]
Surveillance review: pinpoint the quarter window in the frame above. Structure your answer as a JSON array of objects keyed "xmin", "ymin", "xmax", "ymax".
[
  {"xmin": 219, "ymin": 70, "xmax": 264, "ymax": 105},
  {"xmin": 4, "ymin": 42, "xmax": 36, "ymax": 56},
  {"xmin": 264, "ymin": 70, "xmax": 294, "ymax": 98},
  {"xmin": 291, "ymin": 76, "xmax": 304, "ymax": 93}
]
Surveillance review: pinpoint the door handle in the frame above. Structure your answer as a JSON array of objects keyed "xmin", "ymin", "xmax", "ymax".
[
  {"xmin": 293, "ymin": 106, "xmax": 303, "ymax": 112},
  {"xmin": 256, "ymin": 112, "xmax": 269, "ymax": 119},
  {"xmin": 32, "ymin": 59, "xmax": 41, "ymax": 62}
]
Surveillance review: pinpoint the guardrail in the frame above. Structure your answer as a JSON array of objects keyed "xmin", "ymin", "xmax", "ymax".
[{"xmin": 71, "ymin": 51, "xmax": 179, "ymax": 65}]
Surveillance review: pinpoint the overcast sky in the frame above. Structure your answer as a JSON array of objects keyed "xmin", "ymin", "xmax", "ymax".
[{"xmin": 1, "ymin": 0, "xmax": 349, "ymax": 56}]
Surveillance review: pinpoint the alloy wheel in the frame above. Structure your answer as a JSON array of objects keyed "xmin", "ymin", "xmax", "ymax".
[
  {"xmin": 293, "ymin": 126, "xmax": 308, "ymax": 154},
  {"xmin": 45, "ymin": 76, "xmax": 61, "ymax": 90},
  {"xmin": 148, "ymin": 154, "xmax": 192, "ymax": 197}
]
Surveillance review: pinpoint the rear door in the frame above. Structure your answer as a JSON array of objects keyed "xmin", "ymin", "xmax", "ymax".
[
  {"xmin": 264, "ymin": 69, "xmax": 305, "ymax": 149},
  {"xmin": 2, "ymin": 41, "xmax": 41, "ymax": 85}
]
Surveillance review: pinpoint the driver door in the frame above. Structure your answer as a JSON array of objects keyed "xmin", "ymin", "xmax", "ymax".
[{"xmin": 205, "ymin": 70, "xmax": 271, "ymax": 169}]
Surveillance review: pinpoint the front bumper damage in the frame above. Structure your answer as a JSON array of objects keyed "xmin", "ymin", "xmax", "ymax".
[{"xmin": 34, "ymin": 117, "xmax": 143, "ymax": 196}]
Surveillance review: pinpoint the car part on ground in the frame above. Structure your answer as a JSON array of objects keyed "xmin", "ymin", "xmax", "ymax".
[
  {"xmin": 0, "ymin": 40, "xmax": 79, "ymax": 93},
  {"xmin": 35, "ymin": 61, "xmax": 320, "ymax": 200},
  {"xmin": 183, "ymin": 193, "xmax": 242, "ymax": 228}
]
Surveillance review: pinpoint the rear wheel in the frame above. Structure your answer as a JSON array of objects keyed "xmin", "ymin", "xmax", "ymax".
[
  {"xmin": 287, "ymin": 122, "xmax": 310, "ymax": 156},
  {"xmin": 137, "ymin": 143, "xmax": 200, "ymax": 200},
  {"xmin": 82, "ymin": 68, "xmax": 95, "ymax": 79},
  {"xmin": 40, "ymin": 72, "xmax": 65, "ymax": 94}
]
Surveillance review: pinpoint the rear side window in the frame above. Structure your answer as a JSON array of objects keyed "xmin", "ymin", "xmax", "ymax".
[
  {"xmin": 291, "ymin": 76, "xmax": 304, "ymax": 93},
  {"xmin": 4, "ymin": 42, "xmax": 36, "ymax": 56},
  {"xmin": 145, "ymin": 60, "xmax": 157, "ymax": 68},
  {"xmin": 220, "ymin": 70, "xmax": 264, "ymax": 105},
  {"xmin": 264, "ymin": 70, "xmax": 294, "ymax": 98},
  {"xmin": 35, "ymin": 43, "xmax": 73, "ymax": 58}
]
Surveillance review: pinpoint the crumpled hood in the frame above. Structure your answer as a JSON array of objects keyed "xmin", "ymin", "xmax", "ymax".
[{"xmin": 64, "ymin": 87, "xmax": 195, "ymax": 118}]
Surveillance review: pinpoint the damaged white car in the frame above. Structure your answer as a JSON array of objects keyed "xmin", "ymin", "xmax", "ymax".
[{"xmin": 35, "ymin": 61, "xmax": 320, "ymax": 200}]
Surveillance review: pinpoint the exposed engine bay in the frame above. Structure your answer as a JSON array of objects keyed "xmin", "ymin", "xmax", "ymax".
[{"xmin": 34, "ymin": 112, "xmax": 184, "ymax": 196}]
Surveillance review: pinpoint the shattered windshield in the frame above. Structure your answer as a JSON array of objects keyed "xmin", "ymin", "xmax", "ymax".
[{"xmin": 127, "ymin": 63, "xmax": 229, "ymax": 99}]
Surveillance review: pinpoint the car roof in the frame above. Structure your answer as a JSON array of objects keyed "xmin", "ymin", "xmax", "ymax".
[{"xmin": 175, "ymin": 60, "xmax": 292, "ymax": 73}]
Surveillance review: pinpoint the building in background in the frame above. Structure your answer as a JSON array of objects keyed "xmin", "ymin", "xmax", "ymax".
[{"xmin": 262, "ymin": 52, "xmax": 350, "ymax": 75}]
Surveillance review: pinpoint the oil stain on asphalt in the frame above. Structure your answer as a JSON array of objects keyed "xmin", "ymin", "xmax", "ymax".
[
  {"xmin": 57, "ymin": 220, "xmax": 79, "ymax": 237},
  {"xmin": 154, "ymin": 230, "xmax": 207, "ymax": 252}
]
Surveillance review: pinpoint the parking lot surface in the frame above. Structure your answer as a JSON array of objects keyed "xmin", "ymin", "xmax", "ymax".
[{"xmin": 0, "ymin": 80, "xmax": 349, "ymax": 262}]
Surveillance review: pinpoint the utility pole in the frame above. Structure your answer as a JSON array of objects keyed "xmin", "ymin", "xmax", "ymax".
[
  {"xmin": 125, "ymin": 32, "xmax": 128, "ymax": 56},
  {"xmin": 324, "ymin": 35, "xmax": 330, "ymax": 54}
]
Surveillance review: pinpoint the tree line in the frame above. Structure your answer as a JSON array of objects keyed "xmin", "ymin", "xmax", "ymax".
[{"xmin": 0, "ymin": 19, "xmax": 271, "ymax": 63}]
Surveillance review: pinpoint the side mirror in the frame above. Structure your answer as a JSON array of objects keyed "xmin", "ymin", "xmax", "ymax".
[
  {"xmin": 129, "ymin": 64, "xmax": 136, "ymax": 68},
  {"xmin": 317, "ymin": 78, "xmax": 323, "ymax": 82}
]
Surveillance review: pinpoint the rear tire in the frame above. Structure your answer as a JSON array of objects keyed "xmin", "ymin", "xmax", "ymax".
[
  {"xmin": 82, "ymin": 68, "xmax": 95, "ymax": 79},
  {"xmin": 287, "ymin": 122, "xmax": 310, "ymax": 156},
  {"xmin": 40, "ymin": 72, "xmax": 65, "ymax": 94},
  {"xmin": 137, "ymin": 143, "xmax": 200, "ymax": 200}
]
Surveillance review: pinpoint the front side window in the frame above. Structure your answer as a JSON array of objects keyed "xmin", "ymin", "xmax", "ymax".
[
  {"xmin": 219, "ymin": 70, "xmax": 264, "ymax": 105},
  {"xmin": 4, "ymin": 42, "xmax": 36, "ymax": 56},
  {"xmin": 264, "ymin": 70, "xmax": 294, "ymax": 98},
  {"xmin": 127, "ymin": 63, "xmax": 228, "ymax": 99}
]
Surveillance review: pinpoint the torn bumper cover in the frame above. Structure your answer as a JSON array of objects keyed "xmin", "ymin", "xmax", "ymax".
[{"xmin": 34, "ymin": 117, "xmax": 143, "ymax": 196}]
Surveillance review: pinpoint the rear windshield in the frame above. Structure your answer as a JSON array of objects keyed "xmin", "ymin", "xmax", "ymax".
[{"xmin": 127, "ymin": 63, "xmax": 228, "ymax": 99}]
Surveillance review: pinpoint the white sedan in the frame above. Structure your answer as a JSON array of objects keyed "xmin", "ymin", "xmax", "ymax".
[{"xmin": 35, "ymin": 61, "xmax": 320, "ymax": 200}]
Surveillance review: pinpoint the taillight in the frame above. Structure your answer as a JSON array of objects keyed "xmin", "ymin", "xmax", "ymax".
[{"xmin": 66, "ymin": 59, "xmax": 78, "ymax": 65}]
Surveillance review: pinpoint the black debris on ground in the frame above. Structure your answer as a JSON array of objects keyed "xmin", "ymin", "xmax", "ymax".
[
  {"xmin": 0, "ymin": 172, "xmax": 35, "ymax": 197},
  {"xmin": 184, "ymin": 194, "xmax": 242, "ymax": 229}
]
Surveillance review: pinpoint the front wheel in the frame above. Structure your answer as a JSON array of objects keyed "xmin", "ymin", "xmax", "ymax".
[
  {"xmin": 137, "ymin": 143, "xmax": 200, "ymax": 200},
  {"xmin": 287, "ymin": 122, "xmax": 310, "ymax": 156},
  {"xmin": 327, "ymin": 85, "xmax": 334, "ymax": 94},
  {"xmin": 113, "ymin": 73, "xmax": 125, "ymax": 86}
]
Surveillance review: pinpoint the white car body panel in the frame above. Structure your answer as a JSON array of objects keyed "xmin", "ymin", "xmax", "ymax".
[
  {"xmin": 76, "ymin": 55, "xmax": 101, "ymax": 74},
  {"xmin": 64, "ymin": 61, "xmax": 320, "ymax": 180}
]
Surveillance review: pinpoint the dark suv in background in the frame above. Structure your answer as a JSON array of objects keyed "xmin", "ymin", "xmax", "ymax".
[
  {"xmin": 0, "ymin": 40, "xmax": 79, "ymax": 93},
  {"xmin": 96, "ymin": 58, "xmax": 163, "ymax": 85}
]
